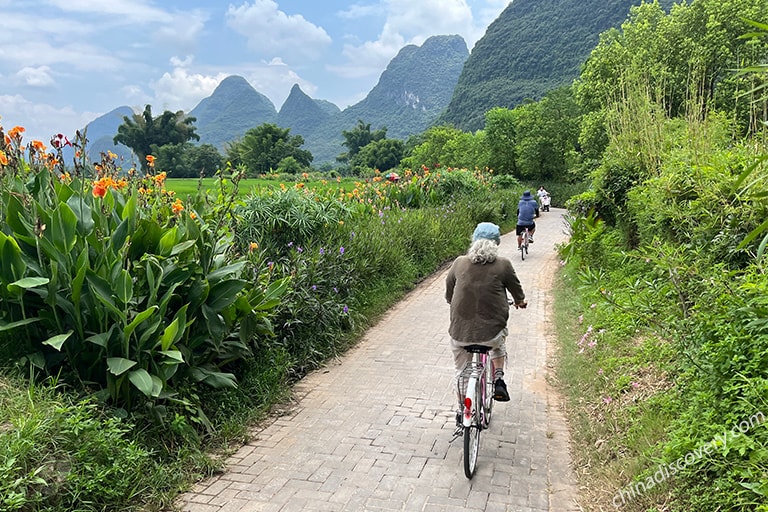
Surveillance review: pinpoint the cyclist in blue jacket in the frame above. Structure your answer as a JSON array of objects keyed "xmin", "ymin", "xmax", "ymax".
[{"xmin": 516, "ymin": 190, "xmax": 540, "ymax": 248}]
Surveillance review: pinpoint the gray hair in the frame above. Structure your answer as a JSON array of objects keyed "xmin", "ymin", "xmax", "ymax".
[{"xmin": 468, "ymin": 238, "xmax": 499, "ymax": 264}]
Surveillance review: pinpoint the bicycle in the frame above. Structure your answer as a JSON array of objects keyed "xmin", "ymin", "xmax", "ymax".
[
  {"xmin": 520, "ymin": 227, "xmax": 530, "ymax": 260},
  {"xmin": 453, "ymin": 344, "xmax": 495, "ymax": 479}
]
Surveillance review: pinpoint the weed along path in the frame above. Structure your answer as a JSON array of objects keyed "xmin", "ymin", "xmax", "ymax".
[{"xmin": 177, "ymin": 207, "xmax": 580, "ymax": 512}]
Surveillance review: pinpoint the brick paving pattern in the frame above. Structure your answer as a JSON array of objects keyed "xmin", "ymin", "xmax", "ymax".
[{"xmin": 176, "ymin": 208, "xmax": 581, "ymax": 512}]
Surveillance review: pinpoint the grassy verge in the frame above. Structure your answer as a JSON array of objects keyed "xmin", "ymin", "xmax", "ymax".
[{"xmin": 551, "ymin": 263, "xmax": 680, "ymax": 510}]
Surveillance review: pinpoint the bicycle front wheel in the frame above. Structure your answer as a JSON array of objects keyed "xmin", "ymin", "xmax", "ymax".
[{"xmin": 463, "ymin": 426, "xmax": 480, "ymax": 478}]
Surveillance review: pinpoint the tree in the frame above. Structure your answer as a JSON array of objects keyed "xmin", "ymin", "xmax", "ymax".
[
  {"xmin": 113, "ymin": 105, "xmax": 199, "ymax": 170},
  {"xmin": 153, "ymin": 143, "xmax": 223, "ymax": 178},
  {"xmin": 338, "ymin": 120, "xmax": 387, "ymax": 163},
  {"xmin": 483, "ymin": 107, "xmax": 518, "ymax": 175},
  {"xmin": 226, "ymin": 123, "xmax": 312, "ymax": 176},
  {"xmin": 402, "ymin": 125, "xmax": 482, "ymax": 170},
  {"xmin": 353, "ymin": 139, "xmax": 404, "ymax": 172}
]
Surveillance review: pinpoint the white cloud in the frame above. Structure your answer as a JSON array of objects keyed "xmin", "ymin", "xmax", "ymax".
[
  {"xmin": 44, "ymin": 0, "xmax": 173, "ymax": 24},
  {"xmin": 0, "ymin": 94, "xmax": 99, "ymax": 142},
  {"xmin": 330, "ymin": 0, "xmax": 479, "ymax": 80},
  {"xmin": 226, "ymin": 0, "xmax": 332, "ymax": 63},
  {"xmin": 150, "ymin": 68, "xmax": 230, "ymax": 112},
  {"xmin": 152, "ymin": 10, "xmax": 208, "ymax": 54},
  {"xmin": 337, "ymin": 3, "xmax": 384, "ymax": 19},
  {"xmin": 15, "ymin": 66, "xmax": 55, "ymax": 87}
]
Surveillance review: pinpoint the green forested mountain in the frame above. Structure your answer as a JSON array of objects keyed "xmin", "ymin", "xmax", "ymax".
[
  {"xmin": 189, "ymin": 75, "xmax": 278, "ymax": 149},
  {"xmin": 439, "ymin": 0, "xmax": 673, "ymax": 131},
  {"xmin": 277, "ymin": 84, "xmax": 339, "ymax": 137},
  {"xmin": 302, "ymin": 34, "xmax": 469, "ymax": 163}
]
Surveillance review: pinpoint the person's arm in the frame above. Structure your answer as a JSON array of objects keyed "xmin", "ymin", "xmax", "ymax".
[
  {"xmin": 445, "ymin": 265, "xmax": 456, "ymax": 303},
  {"xmin": 501, "ymin": 259, "xmax": 526, "ymax": 306}
]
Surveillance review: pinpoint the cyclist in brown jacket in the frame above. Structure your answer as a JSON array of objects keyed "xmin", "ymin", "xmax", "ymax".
[{"xmin": 445, "ymin": 222, "xmax": 527, "ymax": 406}]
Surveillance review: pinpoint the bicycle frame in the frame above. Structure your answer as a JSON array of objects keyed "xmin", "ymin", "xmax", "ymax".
[{"xmin": 460, "ymin": 351, "xmax": 489, "ymax": 428}]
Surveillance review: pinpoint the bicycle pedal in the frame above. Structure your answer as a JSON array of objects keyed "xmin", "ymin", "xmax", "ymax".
[{"xmin": 449, "ymin": 426, "xmax": 463, "ymax": 442}]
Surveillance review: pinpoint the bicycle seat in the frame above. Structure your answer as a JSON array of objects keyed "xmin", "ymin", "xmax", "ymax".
[{"xmin": 463, "ymin": 344, "xmax": 491, "ymax": 354}]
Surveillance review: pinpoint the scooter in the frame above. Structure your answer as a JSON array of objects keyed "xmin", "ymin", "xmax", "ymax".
[{"xmin": 541, "ymin": 194, "xmax": 551, "ymax": 212}]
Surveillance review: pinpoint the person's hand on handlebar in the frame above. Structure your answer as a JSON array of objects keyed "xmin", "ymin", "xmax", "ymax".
[{"xmin": 513, "ymin": 300, "xmax": 527, "ymax": 309}]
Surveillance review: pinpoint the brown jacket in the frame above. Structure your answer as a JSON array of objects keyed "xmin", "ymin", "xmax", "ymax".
[{"xmin": 445, "ymin": 256, "xmax": 525, "ymax": 343}]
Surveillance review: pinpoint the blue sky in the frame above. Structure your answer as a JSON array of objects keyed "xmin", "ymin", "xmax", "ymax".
[{"xmin": 0, "ymin": 0, "xmax": 509, "ymax": 145}]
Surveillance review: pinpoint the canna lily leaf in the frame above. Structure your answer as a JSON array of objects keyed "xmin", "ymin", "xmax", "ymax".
[
  {"xmin": 189, "ymin": 367, "xmax": 237, "ymax": 388},
  {"xmin": 85, "ymin": 331, "xmax": 110, "ymax": 348},
  {"xmin": 115, "ymin": 269, "xmax": 133, "ymax": 305},
  {"xmin": 66, "ymin": 195, "xmax": 95, "ymax": 236},
  {"xmin": 158, "ymin": 317, "xmax": 180, "ymax": 351},
  {"xmin": 158, "ymin": 226, "xmax": 178, "ymax": 256},
  {"xmin": 0, "ymin": 317, "xmax": 40, "ymax": 332},
  {"xmin": 107, "ymin": 357, "xmax": 137, "ymax": 376},
  {"xmin": 48, "ymin": 202, "xmax": 78, "ymax": 253},
  {"xmin": 254, "ymin": 277, "xmax": 290, "ymax": 311},
  {"xmin": 160, "ymin": 350, "xmax": 184, "ymax": 363},
  {"xmin": 128, "ymin": 368, "xmax": 155, "ymax": 397},
  {"xmin": 0, "ymin": 233, "xmax": 27, "ymax": 284},
  {"xmin": 8, "ymin": 277, "xmax": 50, "ymax": 292},
  {"xmin": 170, "ymin": 240, "xmax": 196, "ymax": 256},
  {"xmin": 206, "ymin": 279, "xmax": 247, "ymax": 310},
  {"xmin": 42, "ymin": 331, "xmax": 73, "ymax": 351},
  {"xmin": 124, "ymin": 306, "xmax": 159, "ymax": 340}
]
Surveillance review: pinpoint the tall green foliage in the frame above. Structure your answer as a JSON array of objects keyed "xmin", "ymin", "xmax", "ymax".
[{"xmin": 0, "ymin": 128, "xmax": 287, "ymax": 422}]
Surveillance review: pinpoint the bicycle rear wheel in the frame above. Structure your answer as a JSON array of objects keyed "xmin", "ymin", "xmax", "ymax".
[
  {"xmin": 463, "ymin": 425, "xmax": 480, "ymax": 478},
  {"xmin": 463, "ymin": 375, "xmax": 483, "ymax": 479}
]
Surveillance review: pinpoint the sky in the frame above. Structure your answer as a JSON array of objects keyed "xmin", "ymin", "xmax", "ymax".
[{"xmin": 0, "ymin": 0, "xmax": 510, "ymax": 145}]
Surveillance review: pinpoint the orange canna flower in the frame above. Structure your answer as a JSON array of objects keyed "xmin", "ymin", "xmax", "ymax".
[
  {"xmin": 0, "ymin": 149, "xmax": 8, "ymax": 166},
  {"xmin": 8, "ymin": 126, "xmax": 25, "ymax": 139},
  {"xmin": 92, "ymin": 183, "xmax": 107, "ymax": 198},
  {"xmin": 171, "ymin": 199, "xmax": 184, "ymax": 215},
  {"xmin": 146, "ymin": 155, "xmax": 156, "ymax": 167},
  {"xmin": 189, "ymin": 212, "xmax": 197, "ymax": 220},
  {"xmin": 249, "ymin": 242, "xmax": 259, "ymax": 252}
]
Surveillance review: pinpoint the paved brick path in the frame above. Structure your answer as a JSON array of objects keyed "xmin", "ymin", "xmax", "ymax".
[{"xmin": 177, "ymin": 208, "xmax": 580, "ymax": 512}]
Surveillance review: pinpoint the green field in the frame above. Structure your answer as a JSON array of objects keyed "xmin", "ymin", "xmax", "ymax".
[{"xmin": 164, "ymin": 177, "xmax": 358, "ymax": 197}]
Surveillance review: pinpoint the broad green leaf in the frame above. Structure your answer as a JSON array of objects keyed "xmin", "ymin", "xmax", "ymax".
[
  {"xmin": 66, "ymin": 195, "xmax": 95, "ymax": 235},
  {"xmin": 115, "ymin": 269, "xmax": 133, "ymax": 305},
  {"xmin": 5, "ymin": 195, "xmax": 32, "ymax": 237},
  {"xmin": 121, "ymin": 192, "xmax": 138, "ymax": 224},
  {"xmin": 110, "ymin": 218, "xmax": 130, "ymax": 254},
  {"xmin": 160, "ymin": 350, "xmax": 184, "ymax": 363},
  {"xmin": 159, "ymin": 318, "xmax": 180, "ymax": 351},
  {"xmin": 124, "ymin": 306, "xmax": 159, "ymax": 339},
  {"xmin": 207, "ymin": 262, "xmax": 246, "ymax": 283},
  {"xmin": 85, "ymin": 332, "xmax": 110, "ymax": 348},
  {"xmin": 190, "ymin": 368, "xmax": 237, "ymax": 388},
  {"xmin": 158, "ymin": 226, "xmax": 178, "ymax": 256},
  {"xmin": 8, "ymin": 277, "xmax": 50, "ymax": 292},
  {"xmin": 0, "ymin": 234, "xmax": 26, "ymax": 284},
  {"xmin": 254, "ymin": 277, "xmax": 290, "ymax": 311},
  {"xmin": 107, "ymin": 357, "xmax": 137, "ymax": 376},
  {"xmin": 25, "ymin": 352, "xmax": 46, "ymax": 369},
  {"xmin": 0, "ymin": 318, "xmax": 40, "ymax": 332},
  {"xmin": 48, "ymin": 202, "xmax": 78, "ymax": 253},
  {"xmin": 128, "ymin": 369, "xmax": 154, "ymax": 397},
  {"xmin": 86, "ymin": 271, "xmax": 126, "ymax": 322},
  {"xmin": 170, "ymin": 240, "xmax": 196, "ymax": 256},
  {"xmin": 207, "ymin": 279, "xmax": 247, "ymax": 310},
  {"xmin": 42, "ymin": 331, "xmax": 73, "ymax": 351}
]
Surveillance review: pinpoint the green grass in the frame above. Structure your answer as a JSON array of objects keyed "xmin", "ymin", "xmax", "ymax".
[{"xmin": 165, "ymin": 177, "xmax": 360, "ymax": 198}]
